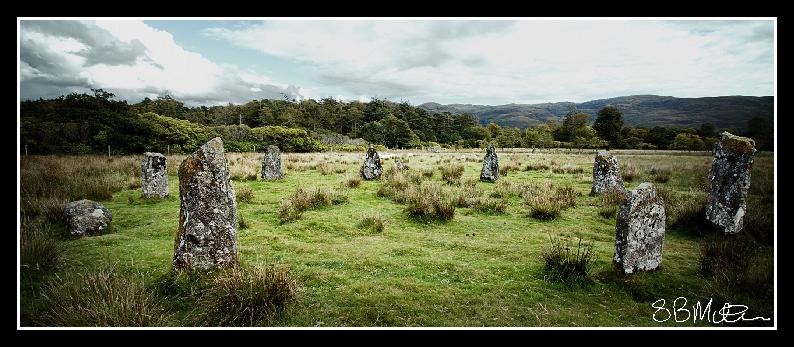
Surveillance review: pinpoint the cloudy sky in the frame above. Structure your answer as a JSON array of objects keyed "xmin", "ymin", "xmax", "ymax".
[{"xmin": 19, "ymin": 19, "xmax": 774, "ymax": 106}]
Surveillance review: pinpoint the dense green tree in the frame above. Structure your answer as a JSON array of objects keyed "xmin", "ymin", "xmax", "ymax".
[
  {"xmin": 555, "ymin": 112, "xmax": 590, "ymax": 142},
  {"xmin": 381, "ymin": 114, "xmax": 415, "ymax": 148},
  {"xmin": 670, "ymin": 133, "xmax": 705, "ymax": 151},
  {"xmin": 593, "ymin": 107, "xmax": 625, "ymax": 149},
  {"xmin": 698, "ymin": 123, "xmax": 717, "ymax": 138},
  {"xmin": 357, "ymin": 121, "xmax": 385, "ymax": 144},
  {"xmin": 486, "ymin": 122, "xmax": 502, "ymax": 139},
  {"xmin": 745, "ymin": 116, "xmax": 773, "ymax": 151}
]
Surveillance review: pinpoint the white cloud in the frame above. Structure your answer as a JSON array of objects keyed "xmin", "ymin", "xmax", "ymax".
[
  {"xmin": 206, "ymin": 20, "xmax": 773, "ymax": 105},
  {"xmin": 20, "ymin": 20, "xmax": 300, "ymax": 106}
]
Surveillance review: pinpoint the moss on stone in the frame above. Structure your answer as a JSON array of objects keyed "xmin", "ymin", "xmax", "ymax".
[{"xmin": 721, "ymin": 133, "xmax": 756, "ymax": 155}]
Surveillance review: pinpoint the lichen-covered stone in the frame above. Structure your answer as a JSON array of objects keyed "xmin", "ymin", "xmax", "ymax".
[
  {"xmin": 480, "ymin": 143, "xmax": 499, "ymax": 182},
  {"xmin": 394, "ymin": 159, "xmax": 404, "ymax": 171},
  {"xmin": 359, "ymin": 145, "xmax": 382, "ymax": 180},
  {"xmin": 141, "ymin": 152, "xmax": 168, "ymax": 198},
  {"xmin": 613, "ymin": 182, "xmax": 666, "ymax": 274},
  {"xmin": 173, "ymin": 137, "xmax": 237, "ymax": 271},
  {"xmin": 591, "ymin": 151, "xmax": 626, "ymax": 195},
  {"xmin": 63, "ymin": 199, "xmax": 112, "ymax": 237},
  {"xmin": 261, "ymin": 145, "xmax": 284, "ymax": 180},
  {"xmin": 706, "ymin": 132, "xmax": 756, "ymax": 234}
]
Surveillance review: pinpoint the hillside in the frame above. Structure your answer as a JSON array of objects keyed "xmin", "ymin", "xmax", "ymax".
[{"xmin": 419, "ymin": 95, "xmax": 774, "ymax": 130}]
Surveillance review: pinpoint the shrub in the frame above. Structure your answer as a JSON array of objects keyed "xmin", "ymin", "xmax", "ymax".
[
  {"xmin": 192, "ymin": 265, "xmax": 298, "ymax": 326},
  {"xmin": 648, "ymin": 166, "xmax": 672, "ymax": 183},
  {"xmin": 552, "ymin": 164, "xmax": 584, "ymax": 174},
  {"xmin": 501, "ymin": 162, "xmax": 520, "ymax": 176},
  {"xmin": 699, "ymin": 235, "xmax": 773, "ymax": 317},
  {"xmin": 743, "ymin": 197, "xmax": 773, "ymax": 245},
  {"xmin": 542, "ymin": 236, "xmax": 595, "ymax": 284},
  {"xmin": 524, "ymin": 162, "xmax": 550, "ymax": 171},
  {"xmin": 440, "ymin": 164, "xmax": 464, "ymax": 183},
  {"xmin": 420, "ymin": 168, "xmax": 435, "ymax": 178},
  {"xmin": 127, "ymin": 176, "xmax": 142, "ymax": 190},
  {"xmin": 20, "ymin": 218, "xmax": 63, "ymax": 290},
  {"xmin": 37, "ymin": 268, "xmax": 170, "ymax": 327},
  {"xmin": 358, "ymin": 213, "xmax": 385, "ymax": 233},
  {"xmin": 469, "ymin": 197, "xmax": 509, "ymax": 214},
  {"xmin": 239, "ymin": 213, "xmax": 250, "ymax": 229},
  {"xmin": 21, "ymin": 197, "xmax": 67, "ymax": 222},
  {"xmin": 621, "ymin": 164, "xmax": 639, "ymax": 182},
  {"xmin": 524, "ymin": 182, "xmax": 577, "ymax": 220},
  {"xmin": 345, "ymin": 175, "xmax": 362, "ymax": 188},
  {"xmin": 236, "ymin": 186, "xmax": 255, "ymax": 204},
  {"xmin": 491, "ymin": 180, "xmax": 521, "ymax": 198},
  {"xmin": 403, "ymin": 182, "xmax": 456, "ymax": 221},
  {"xmin": 454, "ymin": 184, "xmax": 483, "ymax": 207},
  {"xmin": 656, "ymin": 187, "xmax": 712, "ymax": 234},
  {"xmin": 597, "ymin": 188, "xmax": 626, "ymax": 219},
  {"xmin": 277, "ymin": 187, "xmax": 348, "ymax": 223}
]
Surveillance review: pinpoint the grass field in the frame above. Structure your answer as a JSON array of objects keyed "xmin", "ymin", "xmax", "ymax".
[{"xmin": 19, "ymin": 148, "xmax": 775, "ymax": 327}]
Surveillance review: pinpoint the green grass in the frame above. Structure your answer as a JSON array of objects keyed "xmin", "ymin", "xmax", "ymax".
[{"xmin": 19, "ymin": 150, "xmax": 775, "ymax": 327}]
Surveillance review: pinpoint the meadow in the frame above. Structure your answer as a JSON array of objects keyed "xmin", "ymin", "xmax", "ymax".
[{"xmin": 19, "ymin": 148, "xmax": 775, "ymax": 327}]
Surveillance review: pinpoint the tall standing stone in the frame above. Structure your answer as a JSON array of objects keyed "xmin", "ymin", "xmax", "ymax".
[
  {"xmin": 141, "ymin": 152, "xmax": 169, "ymax": 198},
  {"xmin": 173, "ymin": 137, "xmax": 237, "ymax": 270},
  {"xmin": 706, "ymin": 132, "xmax": 757, "ymax": 234},
  {"xmin": 480, "ymin": 143, "xmax": 499, "ymax": 182},
  {"xmin": 261, "ymin": 145, "xmax": 284, "ymax": 180},
  {"xmin": 591, "ymin": 151, "xmax": 626, "ymax": 195},
  {"xmin": 613, "ymin": 182, "xmax": 666, "ymax": 275},
  {"xmin": 359, "ymin": 145, "xmax": 382, "ymax": 180}
]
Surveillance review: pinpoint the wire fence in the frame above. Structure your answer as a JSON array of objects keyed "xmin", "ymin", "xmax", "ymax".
[{"xmin": 19, "ymin": 144, "xmax": 271, "ymax": 157}]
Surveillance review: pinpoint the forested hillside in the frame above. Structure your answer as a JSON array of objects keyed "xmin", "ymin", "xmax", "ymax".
[{"xmin": 20, "ymin": 90, "xmax": 774, "ymax": 154}]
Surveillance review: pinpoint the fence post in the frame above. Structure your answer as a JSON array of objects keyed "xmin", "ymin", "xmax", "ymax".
[
  {"xmin": 167, "ymin": 145, "xmax": 170, "ymax": 156},
  {"xmin": 108, "ymin": 145, "xmax": 111, "ymax": 158},
  {"xmin": 25, "ymin": 144, "xmax": 28, "ymax": 156}
]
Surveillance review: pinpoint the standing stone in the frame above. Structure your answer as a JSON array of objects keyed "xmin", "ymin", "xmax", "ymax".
[
  {"xmin": 261, "ymin": 145, "xmax": 284, "ymax": 180},
  {"xmin": 359, "ymin": 145, "xmax": 382, "ymax": 180},
  {"xmin": 480, "ymin": 143, "xmax": 499, "ymax": 182},
  {"xmin": 394, "ymin": 159, "xmax": 404, "ymax": 171},
  {"xmin": 706, "ymin": 132, "xmax": 757, "ymax": 234},
  {"xmin": 613, "ymin": 182, "xmax": 666, "ymax": 275},
  {"xmin": 591, "ymin": 151, "xmax": 626, "ymax": 195},
  {"xmin": 173, "ymin": 137, "xmax": 237, "ymax": 270},
  {"xmin": 141, "ymin": 152, "xmax": 169, "ymax": 198},
  {"xmin": 63, "ymin": 199, "xmax": 112, "ymax": 237}
]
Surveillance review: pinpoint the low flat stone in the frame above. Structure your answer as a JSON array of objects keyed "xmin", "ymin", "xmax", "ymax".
[{"xmin": 63, "ymin": 199, "xmax": 112, "ymax": 237}]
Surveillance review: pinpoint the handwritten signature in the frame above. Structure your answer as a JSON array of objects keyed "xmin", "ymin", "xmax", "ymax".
[{"xmin": 652, "ymin": 297, "xmax": 771, "ymax": 324}]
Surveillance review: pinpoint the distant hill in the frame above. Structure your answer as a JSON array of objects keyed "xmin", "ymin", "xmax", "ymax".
[{"xmin": 419, "ymin": 95, "xmax": 774, "ymax": 130}]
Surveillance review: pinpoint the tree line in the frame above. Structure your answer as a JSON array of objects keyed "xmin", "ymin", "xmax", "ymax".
[{"xmin": 20, "ymin": 89, "xmax": 773, "ymax": 154}]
